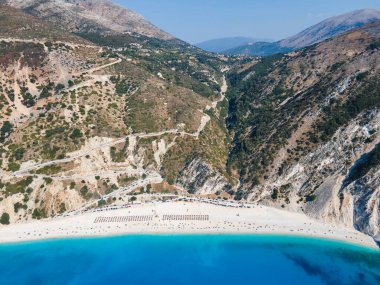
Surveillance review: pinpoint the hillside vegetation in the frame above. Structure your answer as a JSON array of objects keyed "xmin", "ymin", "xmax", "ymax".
[
  {"xmin": 0, "ymin": 3, "xmax": 236, "ymax": 223},
  {"xmin": 227, "ymin": 22, "xmax": 380, "ymax": 240}
]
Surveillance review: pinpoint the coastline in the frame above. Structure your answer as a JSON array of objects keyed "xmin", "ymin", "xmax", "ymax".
[{"xmin": 0, "ymin": 202, "xmax": 378, "ymax": 250}]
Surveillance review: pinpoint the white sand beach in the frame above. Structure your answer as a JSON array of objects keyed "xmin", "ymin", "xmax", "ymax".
[{"xmin": 0, "ymin": 201, "xmax": 377, "ymax": 249}]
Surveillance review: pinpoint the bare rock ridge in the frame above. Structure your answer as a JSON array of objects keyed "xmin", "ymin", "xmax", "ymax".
[
  {"xmin": 176, "ymin": 158, "xmax": 233, "ymax": 195},
  {"xmin": 0, "ymin": 5, "xmax": 90, "ymax": 43},
  {"xmin": 3, "ymin": 0, "xmax": 173, "ymax": 40},
  {"xmin": 226, "ymin": 9, "xmax": 380, "ymax": 56},
  {"xmin": 280, "ymin": 9, "xmax": 380, "ymax": 49}
]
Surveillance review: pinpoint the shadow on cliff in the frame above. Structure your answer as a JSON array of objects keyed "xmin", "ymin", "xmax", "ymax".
[{"xmin": 340, "ymin": 142, "xmax": 380, "ymax": 190}]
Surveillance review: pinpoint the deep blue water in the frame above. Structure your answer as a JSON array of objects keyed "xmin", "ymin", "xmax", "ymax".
[{"xmin": 0, "ymin": 235, "xmax": 379, "ymax": 285}]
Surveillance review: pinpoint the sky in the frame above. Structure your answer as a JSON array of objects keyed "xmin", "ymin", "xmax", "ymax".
[{"xmin": 114, "ymin": 0, "xmax": 380, "ymax": 44}]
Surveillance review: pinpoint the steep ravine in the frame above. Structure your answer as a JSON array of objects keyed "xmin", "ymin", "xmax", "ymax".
[{"xmin": 174, "ymin": 76, "xmax": 236, "ymax": 196}]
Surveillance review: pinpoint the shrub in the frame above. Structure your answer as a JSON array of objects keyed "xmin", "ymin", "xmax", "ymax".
[
  {"xmin": 0, "ymin": 213, "xmax": 10, "ymax": 225},
  {"xmin": 80, "ymin": 186, "xmax": 89, "ymax": 197},
  {"xmin": 271, "ymin": 189, "xmax": 278, "ymax": 200},
  {"xmin": 7, "ymin": 162, "xmax": 20, "ymax": 172},
  {"xmin": 32, "ymin": 208, "xmax": 46, "ymax": 220},
  {"xmin": 0, "ymin": 121, "xmax": 13, "ymax": 142},
  {"xmin": 167, "ymin": 177, "xmax": 174, "ymax": 185},
  {"xmin": 14, "ymin": 148, "xmax": 25, "ymax": 160},
  {"xmin": 306, "ymin": 194, "xmax": 317, "ymax": 202},
  {"xmin": 59, "ymin": 203, "xmax": 66, "ymax": 214},
  {"xmin": 45, "ymin": 127, "xmax": 66, "ymax": 138},
  {"xmin": 43, "ymin": 177, "xmax": 53, "ymax": 185},
  {"xmin": 36, "ymin": 165, "xmax": 62, "ymax": 175},
  {"xmin": 80, "ymin": 186, "xmax": 92, "ymax": 200},
  {"xmin": 105, "ymin": 188, "xmax": 114, "ymax": 195},
  {"xmin": 5, "ymin": 177, "xmax": 33, "ymax": 195},
  {"xmin": 14, "ymin": 202, "xmax": 27, "ymax": 213},
  {"xmin": 70, "ymin": 129, "xmax": 83, "ymax": 139},
  {"xmin": 55, "ymin": 83, "xmax": 65, "ymax": 92},
  {"xmin": 26, "ymin": 187, "xmax": 33, "ymax": 194}
]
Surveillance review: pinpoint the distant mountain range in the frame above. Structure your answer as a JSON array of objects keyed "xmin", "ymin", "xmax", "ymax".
[
  {"xmin": 195, "ymin": 37, "xmax": 273, "ymax": 53},
  {"xmin": 225, "ymin": 9, "xmax": 380, "ymax": 56}
]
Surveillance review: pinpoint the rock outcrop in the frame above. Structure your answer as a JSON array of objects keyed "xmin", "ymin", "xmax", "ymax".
[
  {"xmin": 3, "ymin": 0, "xmax": 173, "ymax": 39},
  {"xmin": 177, "ymin": 158, "xmax": 232, "ymax": 195}
]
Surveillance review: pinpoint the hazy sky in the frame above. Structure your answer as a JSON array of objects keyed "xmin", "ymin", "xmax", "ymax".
[{"xmin": 114, "ymin": 0, "xmax": 380, "ymax": 43}]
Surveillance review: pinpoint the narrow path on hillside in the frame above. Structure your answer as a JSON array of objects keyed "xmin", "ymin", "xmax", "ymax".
[
  {"xmin": 66, "ymin": 58, "xmax": 122, "ymax": 91},
  {"xmin": 0, "ymin": 38, "xmax": 97, "ymax": 49},
  {"xmin": 12, "ymin": 73, "xmax": 228, "ymax": 213},
  {"xmin": 13, "ymin": 75, "xmax": 228, "ymax": 178}
]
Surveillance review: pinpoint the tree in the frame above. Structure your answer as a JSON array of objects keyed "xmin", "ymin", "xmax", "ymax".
[
  {"xmin": 59, "ymin": 203, "xmax": 66, "ymax": 214},
  {"xmin": 55, "ymin": 83, "xmax": 65, "ymax": 92},
  {"xmin": 0, "ymin": 213, "xmax": 10, "ymax": 225},
  {"xmin": 14, "ymin": 148, "xmax": 25, "ymax": 160},
  {"xmin": 32, "ymin": 208, "xmax": 46, "ymax": 220},
  {"xmin": 130, "ymin": 196, "xmax": 137, "ymax": 204},
  {"xmin": 271, "ymin": 189, "xmax": 278, "ymax": 200},
  {"xmin": 0, "ymin": 121, "xmax": 13, "ymax": 142},
  {"xmin": 70, "ymin": 129, "xmax": 83, "ymax": 139},
  {"xmin": 167, "ymin": 177, "xmax": 175, "ymax": 185},
  {"xmin": 80, "ymin": 186, "xmax": 89, "ymax": 197}
]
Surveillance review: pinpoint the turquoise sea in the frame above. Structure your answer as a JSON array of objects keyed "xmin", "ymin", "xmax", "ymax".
[{"xmin": 0, "ymin": 235, "xmax": 379, "ymax": 285}]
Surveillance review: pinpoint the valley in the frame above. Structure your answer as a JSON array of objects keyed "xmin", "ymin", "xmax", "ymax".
[{"xmin": 0, "ymin": 0, "xmax": 379, "ymax": 249}]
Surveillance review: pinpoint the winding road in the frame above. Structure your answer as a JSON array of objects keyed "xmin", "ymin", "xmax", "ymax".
[{"xmin": 9, "ymin": 51, "xmax": 229, "ymax": 212}]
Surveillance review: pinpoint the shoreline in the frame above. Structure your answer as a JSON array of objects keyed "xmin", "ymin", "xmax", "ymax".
[
  {"xmin": 3, "ymin": 230, "xmax": 378, "ymax": 253},
  {"xmin": 0, "ymin": 202, "xmax": 378, "ymax": 250}
]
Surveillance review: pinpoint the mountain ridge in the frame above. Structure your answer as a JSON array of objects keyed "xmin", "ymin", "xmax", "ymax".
[
  {"xmin": 227, "ymin": 20, "xmax": 380, "ymax": 241},
  {"xmin": 196, "ymin": 37, "xmax": 273, "ymax": 53},
  {"xmin": 226, "ymin": 9, "xmax": 380, "ymax": 56},
  {"xmin": 2, "ymin": 0, "xmax": 174, "ymax": 40}
]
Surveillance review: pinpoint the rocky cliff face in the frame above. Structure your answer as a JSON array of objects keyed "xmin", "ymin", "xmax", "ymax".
[
  {"xmin": 347, "ymin": 165, "xmax": 380, "ymax": 241},
  {"xmin": 176, "ymin": 158, "xmax": 233, "ymax": 195},
  {"xmin": 261, "ymin": 110, "xmax": 380, "ymax": 240},
  {"xmin": 3, "ymin": 0, "xmax": 173, "ymax": 39},
  {"xmin": 228, "ymin": 21, "xmax": 380, "ymax": 241}
]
